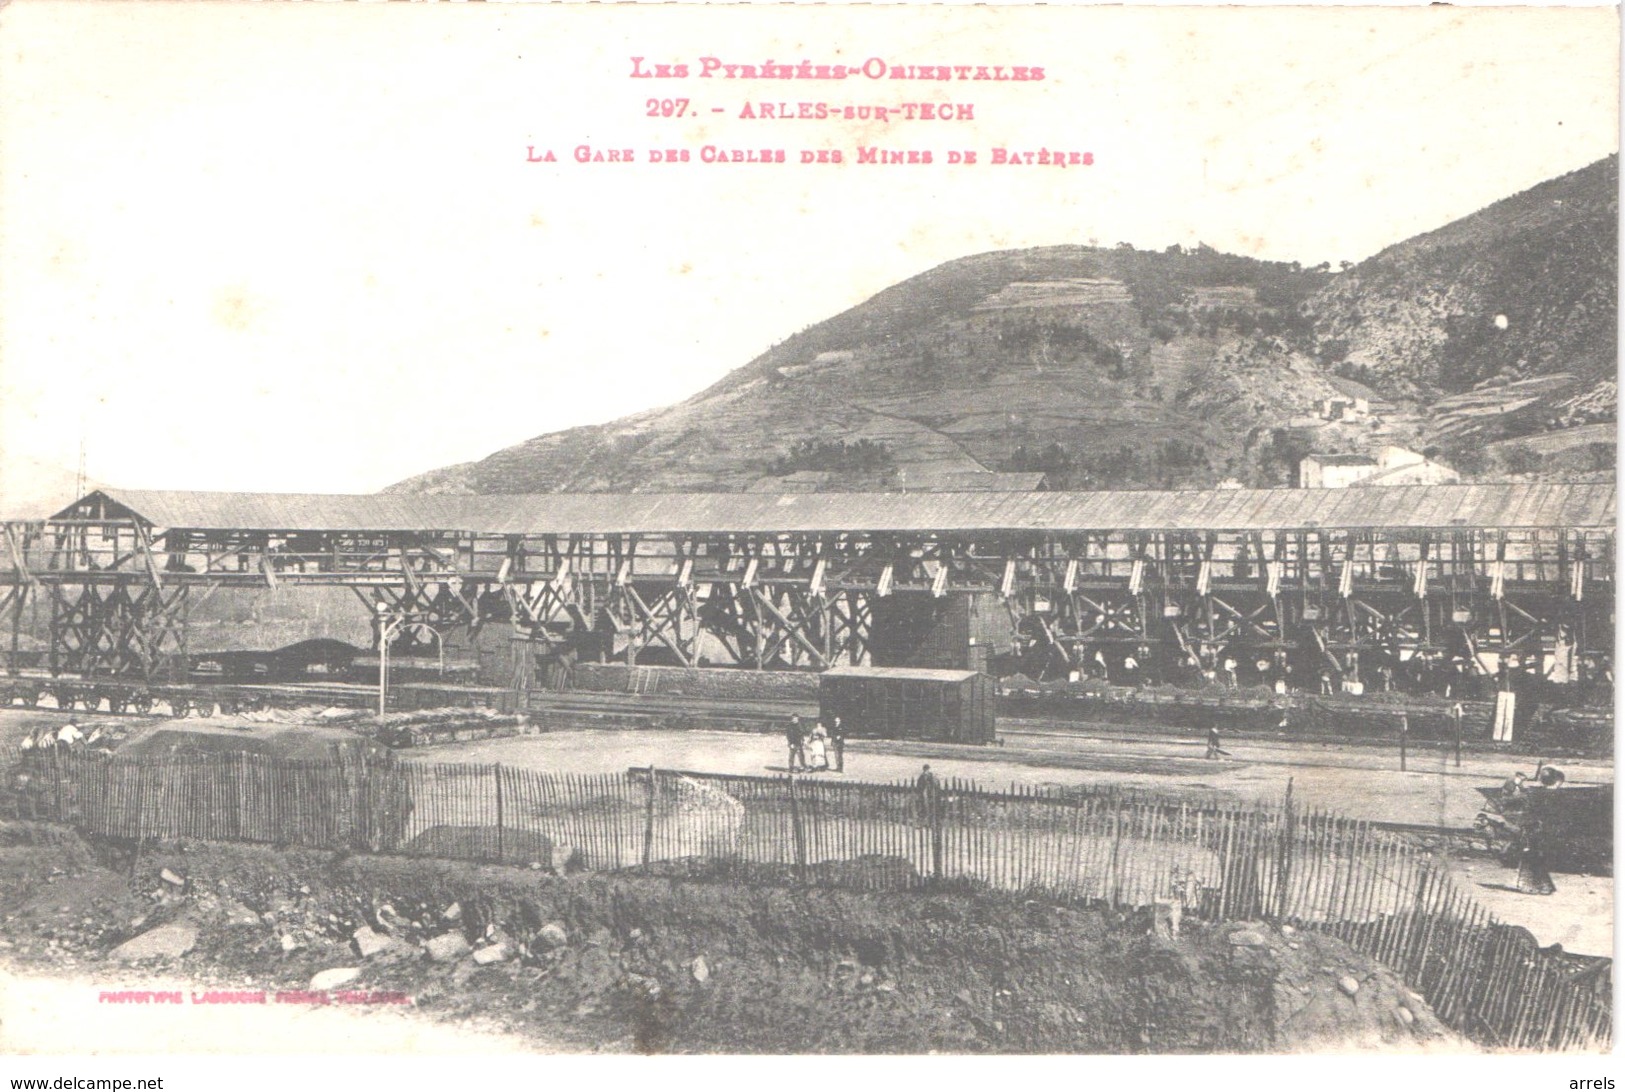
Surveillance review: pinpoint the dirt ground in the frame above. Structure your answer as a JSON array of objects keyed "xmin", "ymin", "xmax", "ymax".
[
  {"xmin": 0, "ymin": 824, "xmax": 1468, "ymax": 1055},
  {"xmin": 1, "ymin": 707, "xmax": 1612, "ymax": 956},
  {"xmin": 408, "ymin": 726, "xmax": 1614, "ymax": 957}
]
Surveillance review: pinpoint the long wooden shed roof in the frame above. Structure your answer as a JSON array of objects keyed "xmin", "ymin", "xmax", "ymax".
[{"xmin": 52, "ymin": 483, "xmax": 1616, "ymax": 535}]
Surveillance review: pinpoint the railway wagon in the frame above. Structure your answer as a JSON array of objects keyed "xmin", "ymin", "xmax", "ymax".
[
  {"xmin": 819, "ymin": 665, "xmax": 995, "ymax": 745},
  {"xmin": 188, "ymin": 638, "xmax": 367, "ymax": 684}
]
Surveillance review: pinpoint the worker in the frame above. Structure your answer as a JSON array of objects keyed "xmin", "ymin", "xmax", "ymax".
[
  {"xmin": 11, "ymin": 770, "xmax": 39, "ymax": 819},
  {"xmin": 1500, "ymin": 771, "xmax": 1528, "ymax": 798},
  {"xmin": 17, "ymin": 730, "xmax": 34, "ymax": 761},
  {"xmin": 916, "ymin": 764, "xmax": 940, "ymax": 828},
  {"xmin": 1205, "ymin": 723, "xmax": 1226, "ymax": 760},
  {"xmin": 56, "ymin": 719, "xmax": 83, "ymax": 755},
  {"xmin": 785, "ymin": 715, "xmax": 806, "ymax": 773},
  {"xmin": 829, "ymin": 716, "xmax": 846, "ymax": 773},
  {"xmin": 1515, "ymin": 818, "xmax": 1557, "ymax": 895}
]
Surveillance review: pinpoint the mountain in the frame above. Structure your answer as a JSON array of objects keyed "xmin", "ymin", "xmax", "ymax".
[
  {"xmin": 391, "ymin": 157, "xmax": 1617, "ymax": 495},
  {"xmin": 394, "ymin": 247, "xmax": 1345, "ymax": 493},
  {"xmin": 1306, "ymin": 156, "xmax": 1617, "ymax": 471},
  {"xmin": 0, "ymin": 456, "xmax": 100, "ymax": 520}
]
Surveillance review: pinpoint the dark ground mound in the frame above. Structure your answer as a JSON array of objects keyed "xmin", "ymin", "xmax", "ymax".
[{"xmin": 0, "ymin": 824, "xmax": 1463, "ymax": 1054}]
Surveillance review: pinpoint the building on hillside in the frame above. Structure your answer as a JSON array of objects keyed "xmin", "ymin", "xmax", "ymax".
[
  {"xmin": 1299, "ymin": 452, "xmax": 1379, "ymax": 488},
  {"xmin": 1355, "ymin": 459, "xmax": 1462, "ymax": 486},
  {"xmin": 1319, "ymin": 396, "xmax": 1370, "ymax": 422},
  {"xmin": 1300, "ymin": 446, "xmax": 1458, "ymax": 488},
  {"xmin": 1323, "ymin": 374, "xmax": 1398, "ymax": 417}
]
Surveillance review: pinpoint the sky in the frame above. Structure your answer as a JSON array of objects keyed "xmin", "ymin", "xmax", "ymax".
[{"xmin": 0, "ymin": 1, "xmax": 1616, "ymax": 496}]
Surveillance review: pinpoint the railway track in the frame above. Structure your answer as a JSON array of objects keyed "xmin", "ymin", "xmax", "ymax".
[{"xmin": 0, "ymin": 672, "xmax": 378, "ymax": 717}]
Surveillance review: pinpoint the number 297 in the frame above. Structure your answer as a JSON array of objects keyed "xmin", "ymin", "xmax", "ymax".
[{"xmin": 646, "ymin": 98, "xmax": 690, "ymax": 118}]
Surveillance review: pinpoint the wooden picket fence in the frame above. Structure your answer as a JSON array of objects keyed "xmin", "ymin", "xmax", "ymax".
[{"xmin": 6, "ymin": 750, "xmax": 1610, "ymax": 1051}]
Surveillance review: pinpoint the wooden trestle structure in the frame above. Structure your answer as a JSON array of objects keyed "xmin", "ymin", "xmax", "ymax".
[{"xmin": 0, "ymin": 485, "xmax": 1613, "ymax": 690}]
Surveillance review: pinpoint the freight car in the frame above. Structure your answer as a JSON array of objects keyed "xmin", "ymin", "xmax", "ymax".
[
  {"xmin": 818, "ymin": 665, "xmax": 996, "ymax": 745},
  {"xmin": 186, "ymin": 638, "xmax": 367, "ymax": 684},
  {"xmin": 0, "ymin": 639, "xmax": 375, "ymax": 716}
]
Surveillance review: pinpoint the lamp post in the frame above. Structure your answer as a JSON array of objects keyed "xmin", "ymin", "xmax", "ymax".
[
  {"xmin": 378, "ymin": 609, "xmax": 402, "ymax": 717},
  {"xmin": 413, "ymin": 623, "xmax": 445, "ymax": 678},
  {"xmin": 377, "ymin": 612, "xmax": 444, "ymax": 717}
]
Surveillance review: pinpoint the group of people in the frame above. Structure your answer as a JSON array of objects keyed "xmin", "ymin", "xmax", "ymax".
[
  {"xmin": 785, "ymin": 714, "xmax": 845, "ymax": 773},
  {"xmin": 16, "ymin": 719, "xmax": 101, "ymax": 759},
  {"xmin": 1500, "ymin": 764, "xmax": 1567, "ymax": 796}
]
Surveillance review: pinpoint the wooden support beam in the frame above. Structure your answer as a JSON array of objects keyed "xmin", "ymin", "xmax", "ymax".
[{"xmin": 3, "ymin": 524, "xmax": 37, "ymax": 587}]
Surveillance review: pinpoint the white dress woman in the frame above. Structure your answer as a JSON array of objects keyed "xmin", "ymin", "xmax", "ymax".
[{"xmin": 805, "ymin": 723, "xmax": 829, "ymax": 771}]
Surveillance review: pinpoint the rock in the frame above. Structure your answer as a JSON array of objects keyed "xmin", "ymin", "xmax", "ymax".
[
  {"xmin": 1396, "ymin": 1006, "xmax": 1415, "ymax": 1026},
  {"xmin": 1338, "ymin": 976, "xmax": 1360, "ymax": 997},
  {"xmin": 472, "ymin": 943, "xmax": 510, "ymax": 965},
  {"xmin": 1280, "ymin": 924, "xmax": 1296, "ymax": 936},
  {"xmin": 690, "ymin": 956, "xmax": 710, "ymax": 983},
  {"xmin": 352, "ymin": 926, "xmax": 395, "ymax": 959},
  {"xmin": 221, "ymin": 900, "xmax": 259, "ymax": 927},
  {"xmin": 159, "ymin": 868, "xmax": 185, "ymax": 887},
  {"xmin": 309, "ymin": 967, "xmax": 360, "ymax": 991},
  {"xmin": 441, "ymin": 902, "xmax": 462, "ymax": 923},
  {"xmin": 260, "ymin": 912, "xmax": 278, "ymax": 926},
  {"xmin": 279, "ymin": 934, "xmax": 303, "ymax": 954},
  {"xmin": 425, "ymin": 932, "xmax": 472, "ymax": 963},
  {"xmin": 298, "ymin": 885, "xmax": 311, "ymax": 895},
  {"xmin": 537, "ymin": 922, "xmax": 569, "ymax": 950},
  {"xmin": 108, "ymin": 922, "xmax": 196, "ymax": 963},
  {"xmin": 1229, "ymin": 930, "xmax": 1268, "ymax": 948}
]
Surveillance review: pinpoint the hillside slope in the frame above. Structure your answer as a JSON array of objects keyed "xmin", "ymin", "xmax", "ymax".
[
  {"xmin": 391, "ymin": 157, "xmax": 1616, "ymax": 494},
  {"xmin": 394, "ymin": 246, "xmax": 1343, "ymax": 493},
  {"xmin": 1307, "ymin": 156, "xmax": 1617, "ymax": 464}
]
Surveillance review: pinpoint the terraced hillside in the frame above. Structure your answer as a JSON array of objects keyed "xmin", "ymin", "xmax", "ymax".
[
  {"xmin": 394, "ymin": 246, "xmax": 1344, "ymax": 493},
  {"xmin": 390, "ymin": 157, "xmax": 1616, "ymax": 495}
]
